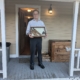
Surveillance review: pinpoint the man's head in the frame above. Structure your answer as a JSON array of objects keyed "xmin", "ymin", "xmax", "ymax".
[{"xmin": 32, "ymin": 9, "xmax": 39, "ymax": 20}]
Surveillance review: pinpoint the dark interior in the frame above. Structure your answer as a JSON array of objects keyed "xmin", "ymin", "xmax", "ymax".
[{"xmin": 18, "ymin": 8, "xmax": 33, "ymax": 55}]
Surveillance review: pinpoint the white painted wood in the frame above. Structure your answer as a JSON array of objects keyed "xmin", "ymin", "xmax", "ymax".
[
  {"xmin": 15, "ymin": 4, "xmax": 41, "ymax": 57},
  {"xmin": 76, "ymin": 50, "xmax": 80, "ymax": 69},
  {"xmin": 10, "ymin": 54, "xmax": 18, "ymax": 58},
  {"xmin": 42, "ymin": 0, "xmax": 80, "ymax": 2},
  {"xmin": 75, "ymin": 49, "xmax": 80, "ymax": 51},
  {"xmin": 69, "ymin": 1, "xmax": 79, "ymax": 76},
  {"xmin": 0, "ymin": 49, "xmax": 2, "ymax": 51},
  {"xmin": 0, "ymin": 70, "xmax": 3, "ymax": 73},
  {"xmin": 74, "ymin": 69, "xmax": 80, "ymax": 71},
  {"xmin": 0, "ymin": 0, "xmax": 7, "ymax": 78},
  {"xmin": 0, "ymin": 3, "xmax": 1, "ymax": 9}
]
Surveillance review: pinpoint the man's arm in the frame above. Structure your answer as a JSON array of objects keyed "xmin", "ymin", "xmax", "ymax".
[
  {"xmin": 26, "ymin": 21, "xmax": 34, "ymax": 38},
  {"xmin": 26, "ymin": 22, "xmax": 30, "ymax": 35},
  {"xmin": 42, "ymin": 21, "xmax": 47, "ymax": 34}
]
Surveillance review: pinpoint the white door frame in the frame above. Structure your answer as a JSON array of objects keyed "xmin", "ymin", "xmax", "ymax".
[{"xmin": 15, "ymin": 4, "xmax": 41, "ymax": 57}]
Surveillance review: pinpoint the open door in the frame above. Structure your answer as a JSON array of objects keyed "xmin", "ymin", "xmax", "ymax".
[
  {"xmin": 18, "ymin": 8, "xmax": 26, "ymax": 55},
  {"xmin": 18, "ymin": 8, "xmax": 33, "ymax": 55}
]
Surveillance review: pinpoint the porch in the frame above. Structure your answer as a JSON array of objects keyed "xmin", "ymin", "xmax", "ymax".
[
  {"xmin": 0, "ymin": 58, "xmax": 80, "ymax": 80},
  {"xmin": 0, "ymin": 0, "xmax": 80, "ymax": 79}
]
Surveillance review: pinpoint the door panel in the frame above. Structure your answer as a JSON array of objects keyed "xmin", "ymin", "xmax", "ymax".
[{"xmin": 18, "ymin": 8, "xmax": 26, "ymax": 55}]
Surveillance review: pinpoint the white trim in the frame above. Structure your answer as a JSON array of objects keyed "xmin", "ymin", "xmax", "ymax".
[
  {"xmin": 69, "ymin": 1, "xmax": 79, "ymax": 76},
  {"xmin": 0, "ymin": 49, "xmax": 2, "ymax": 51},
  {"xmin": 22, "ymin": 78, "xmax": 80, "ymax": 80},
  {"xmin": 0, "ymin": 70, "xmax": 3, "ymax": 73},
  {"xmin": 0, "ymin": 0, "xmax": 7, "ymax": 78},
  {"xmin": 0, "ymin": 3, "xmax": 1, "ymax": 9},
  {"xmin": 74, "ymin": 69, "xmax": 80, "ymax": 71},
  {"xmin": 76, "ymin": 50, "xmax": 80, "ymax": 69},
  {"xmin": 15, "ymin": 4, "xmax": 41, "ymax": 57},
  {"xmin": 75, "ymin": 49, "xmax": 80, "ymax": 51},
  {"xmin": 42, "ymin": 0, "xmax": 80, "ymax": 2},
  {"xmin": 10, "ymin": 54, "xmax": 18, "ymax": 58}
]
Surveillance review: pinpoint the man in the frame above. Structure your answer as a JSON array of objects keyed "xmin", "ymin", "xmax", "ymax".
[{"xmin": 26, "ymin": 10, "xmax": 47, "ymax": 70}]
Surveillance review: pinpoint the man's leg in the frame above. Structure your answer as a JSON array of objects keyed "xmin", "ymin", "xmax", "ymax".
[
  {"xmin": 37, "ymin": 38, "xmax": 45, "ymax": 69},
  {"xmin": 37, "ymin": 38, "xmax": 42, "ymax": 64},
  {"xmin": 30, "ymin": 38, "xmax": 36, "ymax": 70}
]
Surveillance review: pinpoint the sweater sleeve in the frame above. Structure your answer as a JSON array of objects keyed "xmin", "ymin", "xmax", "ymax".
[
  {"xmin": 26, "ymin": 21, "xmax": 31, "ymax": 35},
  {"xmin": 42, "ymin": 21, "xmax": 47, "ymax": 34}
]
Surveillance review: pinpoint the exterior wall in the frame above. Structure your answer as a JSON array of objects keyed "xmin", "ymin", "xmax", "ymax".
[
  {"xmin": 0, "ymin": 0, "xmax": 80, "ymax": 55},
  {"xmin": 6, "ymin": 13, "xmax": 16, "ymax": 54}
]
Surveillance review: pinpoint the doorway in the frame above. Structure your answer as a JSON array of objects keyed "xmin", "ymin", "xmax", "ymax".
[
  {"xmin": 18, "ymin": 7, "xmax": 40, "ymax": 56},
  {"xmin": 18, "ymin": 8, "xmax": 33, "ymax": 55},
  {"xmin": 16, "ymin": 5, "xmax": 41, "ymax": 57}
]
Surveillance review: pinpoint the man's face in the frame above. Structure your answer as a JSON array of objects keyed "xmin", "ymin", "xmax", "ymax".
[{"xmin": 33, "ymin": 11, "xmax": 39, "ymax": 19}]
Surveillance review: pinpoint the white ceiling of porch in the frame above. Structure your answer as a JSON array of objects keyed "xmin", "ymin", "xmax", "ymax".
[
  {"xmin": 39, "ymin": 0, "xmax": 80, "ymax": 15},
  {"xmin": 40, "ymin": 0, "xmax": 80, "ymax": 2}
]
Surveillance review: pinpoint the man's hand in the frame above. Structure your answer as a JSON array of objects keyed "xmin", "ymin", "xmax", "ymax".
[{"xmin": 29, "ymin": 34, "xmax": 34, "ymax": 38}]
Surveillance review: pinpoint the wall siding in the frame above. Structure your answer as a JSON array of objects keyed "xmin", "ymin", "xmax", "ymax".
[{"xmin": 0, "ymin": 0, "xmax": 80, "ymax": 54}]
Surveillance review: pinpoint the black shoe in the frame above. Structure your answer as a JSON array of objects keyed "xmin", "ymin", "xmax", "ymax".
[
  {"xmin": 30, "ymin": 64, "xmax": 34, "ymax": 70},
  {"xmin": 38, "ymin": 63, "xmax": 45, "ymax": 69}
]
